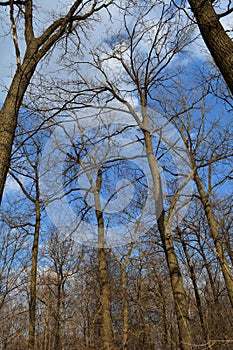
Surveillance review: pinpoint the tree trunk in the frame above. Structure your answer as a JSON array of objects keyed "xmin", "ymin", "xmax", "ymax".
[
  {"xmin": 122, "ymin": 264, "xmax": 129, "ymax": 350},
  {"xmin": 95, "ymin": 169, "xmax": 113, "ymax": 350},
  {"xmin": 143, "ymin": 130, "xmax": 193, "ymax": 350},
  {"xmin": 0, "ymin": 48, "xmax": 37, "ymax": 203},
  {"xmin": 188, "ymin": 0, "xmax": 233, "ymax": 94},
  {"xmin": 54, "ymin": 282, "xmax": 61, "ymax": 350},
  {"xmin": 43, "ymin": 290, "xmax": 51, "ymax": 350},
  {"xmin": 0, "ymin": 0, "xmax": 105, "ymax": 203},
  {"xmin": 28, "ymin": 179, "xmax": 41, "ymax": 350},
  {"xmin": 194, "ymin": 169, "xmax": 233, "ymax": 307}
]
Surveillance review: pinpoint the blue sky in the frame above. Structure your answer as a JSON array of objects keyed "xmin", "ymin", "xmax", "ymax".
[{"xmin": 1, "ymin": 1, "xmax": 232, "ymax": 248}]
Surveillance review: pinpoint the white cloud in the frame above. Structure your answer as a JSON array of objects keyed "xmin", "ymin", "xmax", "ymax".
[{"xmin": 4, "ymin": 175, "xmax": 25, "ymax": 193}]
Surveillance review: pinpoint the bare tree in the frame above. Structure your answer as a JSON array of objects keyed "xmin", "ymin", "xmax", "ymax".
[
  {"xmin": 69, "ymin": 2, "xmax": 196, "ymax": 347},
  {"xmin": 174, "ymin": 109, "xmax": 233, "ymax": 308},
  {"xmin": 9, "ymin": 136, "xmax": 42, "ymax": 350},
  {"xmin": 0, "ymin": 0, "xmax": 112, "ymax": 203}
]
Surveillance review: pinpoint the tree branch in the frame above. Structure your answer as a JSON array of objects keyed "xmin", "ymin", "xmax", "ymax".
[
  {"xmin": 24, "ymin": 0, "xmax": 34, "ymax": 44},
  {"xmin": 218, "ymin": 7, "xmax": 233, "ymax": 18},
  {"xmin": 10, "ymin": 0, "xmax": 21, "ymax": 67},
  {"xmin": 0, "ymin": 1, "xmax": 24, "ymax": 5}
]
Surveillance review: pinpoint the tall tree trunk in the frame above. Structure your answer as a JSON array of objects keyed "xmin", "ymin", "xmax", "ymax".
[
  {"xmin": 54, "ymin": 282, "xmax": 61, "ymax": 350},
  {"xmin": 54, "ymin": 284, "xmax": 61, "ymax": 350},
  {"xmin": 94, "ymin": 169, "xmax": 113, "ymax": 350},
  {"xmin": 188, "ymin": 0, "xmax": 233, "ymax": 94},
  {"xmin": 122, "ymin": 265, "xmax": 128, "ymax": 350},
  {"xmin": 28, "ymin": 175, "xmax": 41, "ymax": 350},
  {"xmin": 194, "ymin": 169, "xmax": 233, "ymax": 307},
  {"xmin": 143, "ymin": 130, "xmax": 193, "ymax": 350},
  {"xmin": 43, "ymin": 289, "xmax": 51, "ymax": 350},
  {"xmin": 61, "ymin": 283, "xmax": 66, "ymax": 350},
  {"xmin": 221, "ymin": 220, "xmax": 233, "ymax": 267}
]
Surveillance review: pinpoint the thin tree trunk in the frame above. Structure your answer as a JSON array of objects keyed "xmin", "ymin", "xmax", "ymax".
[
  {"xmin": 112, "ymin": 243, "xmax": 133, "ymax": 350},
  {"xmin": 61, "ymin": 283, "xmax": 66, "ymax": 350},
  {"xmin": 122, "ymin": 265, "xmax": 128, "ymax": 350},
  {"xmin": 28, "ymin": 174, "xmax": 41, "ymax": 350},
  {"xmin": 221, "ymin": 219, "xmax": 233, "ymax": 267},
  {"xmin": 10, "ymin": 153, "xmax": 41, "ymax": 350},
  {"xmin": 43, "ymin": 290, "xmax": 51, "ymax": 350},
  {"xmin": 143, "ymin": 130, "xmax": 193, "ymax": 350},
  {"xmin": 194, "ymin": 170, "xmax": 233, "ymax": 307},
  {"xmin": 188, "ymin": 0, "xmax": 233, "ymax": 94},
  {"xmin": 94, "ymin": 169, "xmax": 113, "ymax": 350},
  {"xmin": 54, "ymin": 282, "xmax": 61, "ymax": 350}
]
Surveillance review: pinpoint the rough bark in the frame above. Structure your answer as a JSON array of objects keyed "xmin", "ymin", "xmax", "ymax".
[{"xmin": 188, "ymin": 0, "xmax": 233, "ymax": 94}]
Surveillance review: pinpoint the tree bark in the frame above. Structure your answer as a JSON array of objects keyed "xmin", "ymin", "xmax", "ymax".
[{"xmin": 188, "ymin": 0, "xmax": 233, "ymax": 94}]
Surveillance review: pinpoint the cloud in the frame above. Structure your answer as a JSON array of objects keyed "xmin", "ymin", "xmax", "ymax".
[{"xmin": 4, "ymin": 175, "xmax": 25, "ymax": 193}]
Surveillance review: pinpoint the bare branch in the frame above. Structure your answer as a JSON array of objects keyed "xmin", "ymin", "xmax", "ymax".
[
  {"xmin": 10, "ymin": 0, "xmax": 21, "ymax": 67},
  {"xmin": 218, "ymin": 7, "xmax": 233, "ymax": 18},
  {"xmin": 0, "ymin": 0, "xmax": 24, "ymax": 5}
]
